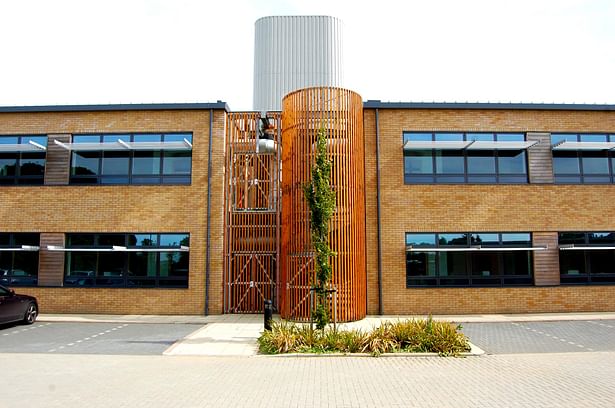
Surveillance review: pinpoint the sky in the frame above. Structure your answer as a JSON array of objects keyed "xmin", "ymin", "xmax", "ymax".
[{"xmin": 0, "ymin": 0, "xmax": 613, "ymax": 110}]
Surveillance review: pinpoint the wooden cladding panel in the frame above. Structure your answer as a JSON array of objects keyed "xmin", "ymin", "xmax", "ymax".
[
  {"xmin": 527, "ymin": 132, "xmax": 554, "ymax": 184},
  {"xmin": 533, "ymin": 232, "xmax": 560, "ymax": 286},
  {"xmin": 44, "ymin": 134, "xmax": 71, "ymax": 185},
  {"xmin": 223, "ymin": 112, "xmax": 281, "ymax": 313},
  {"xmin": 281, "ymin": 87, "xmax": 366, "ymax": 322},
  {"xmin": 38, "ymin": 233, "xmax": 65, "ymax": 287}
]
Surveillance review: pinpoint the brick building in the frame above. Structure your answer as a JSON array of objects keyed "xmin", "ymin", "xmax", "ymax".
[{"xmin": 1, "ymin": 98, "xmax": 615, "ymax": 317}]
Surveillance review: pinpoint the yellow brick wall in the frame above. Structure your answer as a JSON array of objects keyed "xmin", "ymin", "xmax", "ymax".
[
  {"xmin": 364, "ymin": 108, "xmax": 615, "ymax": 314},
  {"xmin": 0, "ymin": 109, "xmax": 227, "ymax": 315}
]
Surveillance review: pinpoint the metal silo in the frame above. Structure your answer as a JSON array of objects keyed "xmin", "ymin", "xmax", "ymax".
[{"xmin": 253, "ymin": 16, "xmax": 345, "ymax": 112}]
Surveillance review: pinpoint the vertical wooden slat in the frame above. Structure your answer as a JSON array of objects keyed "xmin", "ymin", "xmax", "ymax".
[
  {"xmin": 44, "ymin": 134, "xmax": 71, "ymax": 185},
  {"xmin": 527, "ymin": 132, "xmax": 554, "ymax": 184},
  {"xmin": 281, "ymin": 87, "xmax": 366, "ymax": 322},
  {"xmin": 533, "ymin": 232, "xmax": 560, "ymax": 286},
  {"xmin": 38, "ymin": 233, "xmax": 65, "ymax": 286}
]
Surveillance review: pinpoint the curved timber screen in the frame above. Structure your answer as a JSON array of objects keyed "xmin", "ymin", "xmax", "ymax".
[{"xmin": 281, "ymin": 87, "xmax": 366, "ymax": 322}]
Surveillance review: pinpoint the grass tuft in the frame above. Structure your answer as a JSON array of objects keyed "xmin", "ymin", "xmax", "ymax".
[{"xmin": 258, "ymin": 318, "xmax": 471, "ymax": 356}]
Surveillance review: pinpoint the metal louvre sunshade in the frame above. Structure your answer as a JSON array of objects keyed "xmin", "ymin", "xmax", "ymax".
[
  {"xmin": 552, "ymin": 141, "xmax": 615, "ymax": 151},
  {"xmin": 406, "ymin": 245, "xmax": 547, "ymax": 252},
  {"xmin": 0, "ymin": 140, "xmax": 47, "ymax": 152},
  {"xmin": 0, "ymin": 245, "xmax": 40, "ymax": 251},
  {"xmin": 47, "ymin": 245, "xmax": 190, "ymax": 252},
  {"xmin": 559, "ymin": 244, "xmax": 615, "ymax": 250},
  {"xmin": 403, "ymin": 140, "xmax": 537, "ymax": 151},
  {"xmin": 54, "ymin": 139, "xmax": 192, "ymax": 151}
]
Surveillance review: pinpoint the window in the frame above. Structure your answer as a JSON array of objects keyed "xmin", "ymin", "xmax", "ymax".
[
  {"xmin": 0, "ymin": 233, "xmax": 40, "ymax": 286},
  {"xmin": 64, "ymin": 233, "xmax": 189, "ymax": 288},
  {"xmin": 406, "ymin": 232, "xmax": 534, "ymax": 287},
  {"xmin": 69, "ymin": 133, "xmax": 192, "ymax": 185},
  {"xmin": 552, "ymin": 134, "xmax": 615, "ymax": 184},
  {"xmin": 0, "ymin": 136, "xmax": 47, "ymax": 185},
  {"xmin": 559, "ymin": 232, "xmax": 615, "ymax": 284},
  {"xmin": 403, "ymin": 132, "xmax": 528, "ymax": 184}
]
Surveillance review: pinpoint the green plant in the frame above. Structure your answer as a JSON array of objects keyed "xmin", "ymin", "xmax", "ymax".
[
  {"xmin": 258, "ymin": 319, "xmax": 471, "ymax": 356},
  {"xmin": 303, "ymin": 128, "xmax": 336, "ymax": 330}
]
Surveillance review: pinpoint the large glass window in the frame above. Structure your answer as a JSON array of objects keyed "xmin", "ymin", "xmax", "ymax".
[
  {"xmin": 552, "ymin": 134, "xmax": 615, "ymax": 184},
  {"xmin": 0, "ymin": 136, "xmax": 47, "ymax": 185},
  {"xmin": 0, "ymin": 233, "xmax": 40, "ymax": 286},
  {"xmin": 406, "ymin": 232, "xmax": 534, "ymax": 287},
  {"xmin": 64, "ymin": 233, "xmax": 189, "ymax": 288},
  {"xmin": 69, "ymin": 133, "xmax": 192, "ymax": 185},
  {"xmin": 403, "ymin": 132, "xmax": 528, "ymax": 184},
  {"xmin": 559, "ymin": 232, "xmax": 615, "ymax": 284}
]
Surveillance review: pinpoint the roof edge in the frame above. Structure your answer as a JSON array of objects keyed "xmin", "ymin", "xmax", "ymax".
[
  {"xmin": 363, "ymin": 100, "xmax": 615, "ymax": 111},
  {"xmin": 0, "ymin": 102, "xmax": 229, "ymax": 113}
]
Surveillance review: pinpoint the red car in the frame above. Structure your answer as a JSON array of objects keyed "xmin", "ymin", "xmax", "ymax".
[{"xmin": 0, "ymin": 285, "xmax": 38, "ymax": 325}]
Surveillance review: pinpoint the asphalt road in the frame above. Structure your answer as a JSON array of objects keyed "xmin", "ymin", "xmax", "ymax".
[
  {"xmin": 0, "ymin": 322, "xmax": 202, "ymax": 355},
  {"xmin": 461, "ymin": 319, "xmax": 615, "ymax": 354}
]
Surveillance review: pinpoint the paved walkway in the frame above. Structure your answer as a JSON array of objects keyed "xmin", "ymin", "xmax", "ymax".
[
  {"xmin": 2, "ymin": 351, "xmax": 614, "ymax": 407},
  {"xmin": 38, "ymin": 312, "xmax": 615, "ymax": 356}
]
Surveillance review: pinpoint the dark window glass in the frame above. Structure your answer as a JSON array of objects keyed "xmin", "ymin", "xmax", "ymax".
[
  {"xmin": 552, "ymin": 134, "xmax": 615, "ymax": 184},
  {"xmin": 435, "ymin": 150, "xmax": 464, "ymax": 174},
  {"xmin": 405, "ymin": 151, "xmax": 432, "ymax": 174},
  {"xmin": 0, "ymin": 136, "xmax": 47, "ymax": 185},
  {"xmin": 559, "ymin": 232, "xmax": 615, "ymax": 284},
  {"xmin": 403, "ymin": 132, "xmax": 528, "ymax": 184},
  {"xmin": 581, "ymin": 151, "xmax": 609, "ymax": 175},
  {"xmin": 64, "ymin": 233, "xmax": 189, "ymax": 288},
  {"xmin": 406, "ymin": 232, "xmax": 534, "ymax": 287},
  {"xmin": 0, "ymin": 154, "xmax": 17, "ymax": 176},
  {"xmin": 19, "ymin": 153, "xmax": 45, "ymax": 176},
  {"xmin": 69, "ymin": 133, "xmax": 192, "ymax": 185},
  {"xmin": 101, "ymin": 151, "xmax": 130, "ymax": 176},
  {"xmin": 467, "ymin": 151, "xmax": 495, "ymax": 174},
  {"xmin": 0, "ymin": 233, "xmax": 40, "ymax": 286},
  {"xmin": 72, "ymin": 152, "xmax": 99, "ymax": 176},
  {"xmin": 498, "ymin": 150, "xmax": 526, "ymax": 174},
  {"xmin": 405, "ymin": 233, "xmax": 436, "ymax": 247}
]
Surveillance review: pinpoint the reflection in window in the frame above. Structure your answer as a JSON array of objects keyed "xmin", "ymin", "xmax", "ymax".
[
  {"xmin": 64, "ymin": 233, "xmax": 190, "ymax": 288},
  {"xmin": 403, "ymin": 132, "xmax": 528, "ymax": 184},
  {"xmin": 0, "ymin": 233, "xmax": 39, "ymax": 286},
  {"xmin": 552, "ymin": 134, "xmax": 615, "ymax": 184},
  {"xmin": 0, "ymin": 136, "xmax": 47, "ymax": 185},
  {"xmin": 69, "ymin": 133, "xmax": 192, "ymax": 185},
  {"xmin": 559, "ymin": 232, "xmax": 615, "ymax": 284},
  {"xmin": 406, "ymin": 232, "xmax": 534, "ymax": 287}
]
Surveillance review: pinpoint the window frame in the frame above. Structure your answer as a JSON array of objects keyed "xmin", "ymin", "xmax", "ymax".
[
  {"xmin": 69, "ymin": 133, "xmax": 193, "ymax": 186},
  {"xmin": 0, "ymin": 233, "xmax": 40, "ymax": 287},
  {"xmin": 403, "ymin": 132, "xmax": 529, "ymax": 184},
  {"xmin": 559, "ymin": 231, "xmax": 615, "ymax": 285},
  {"xmin": 552, "ymin": 133, "xmax": 615, "ymax": 184},
  {"xmin": 405, "ymin": 232, "xmax": 534, "ymax": 287},
  {"xmin": 63, "ymin": 233, "xmax": 190, "ymax": 288},
  {"xmin": 0, "ymin": 135, "xmax": 47, "ymax": 185}
]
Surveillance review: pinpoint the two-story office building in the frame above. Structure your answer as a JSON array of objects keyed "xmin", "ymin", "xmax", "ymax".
[{"xmin": 1, "ymin": 97, "xmax": 615, "ymax": 317}]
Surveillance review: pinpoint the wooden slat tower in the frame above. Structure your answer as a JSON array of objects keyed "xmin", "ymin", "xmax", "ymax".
[
  {"xmin": 280, "ymin": 87, "xmax": 367, "ymax": 322},
  {"xmin": 224, "ymin": 112, "xmax": 281, "ymax": 313}
]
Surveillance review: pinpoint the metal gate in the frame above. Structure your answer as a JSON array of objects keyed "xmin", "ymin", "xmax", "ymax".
[{"xmin": 224, "ymin": 112, "xmax": 281, "ymax": 313}]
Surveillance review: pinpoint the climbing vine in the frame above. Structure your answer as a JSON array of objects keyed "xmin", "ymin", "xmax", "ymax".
[{"xmin": 303, "ymin": 127, "xmax": 336, "ymax": 330}]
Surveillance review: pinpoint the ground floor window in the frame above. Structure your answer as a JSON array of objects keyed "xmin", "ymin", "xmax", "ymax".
[
  {"xmin": 0, "ymin": 233, "xmax": 39, "ymax": 286},
  {"xmin": 64, "ymin": 233, "xmax": 189, "ymax": 288},
  {"xmin": 559, "ymin": 232, "xmax": 615, "ymax": 284},
  {"xmin": 406, "ymin": 232, "xmax": 535, "ymax": 287}
]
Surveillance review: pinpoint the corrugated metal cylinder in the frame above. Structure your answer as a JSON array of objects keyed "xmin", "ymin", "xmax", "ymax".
[{"xmin": 253, "ymin": 16, "xmax": 345, "ymax": 112}]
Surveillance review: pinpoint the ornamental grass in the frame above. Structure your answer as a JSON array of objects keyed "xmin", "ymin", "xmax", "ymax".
[{"xmin": 258, "ymin": 318, "xmax": 471, "ymax": 356}]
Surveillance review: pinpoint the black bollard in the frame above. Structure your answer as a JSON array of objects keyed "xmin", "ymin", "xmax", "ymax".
[{"xmin": 264, "ymin": 299, "xmax": 273, "ymax": 331}]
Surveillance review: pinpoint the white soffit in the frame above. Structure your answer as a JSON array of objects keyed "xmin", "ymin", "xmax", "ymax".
[
  {"xmin": 54, "ymin": 139, "xmax": 192, "ymax": 152},
  {"xmin": 466, "ymin": 141, "xmax": 537, "ymax": 150},
  {"xmin": 0, "ymin": 245, "xmax": 40, "ymax": 251},
  {"xmin": 47, "ymin": 245, "xmax": 189, "ymax": 252},
  {"xmin": 403, "ymin": 140, "xmax": 537, "ymax": 151},
  {"xmin": 406, "ymin": 245, "xmax": 547, "ymax": 252},
  {"xmin": 559, "ymin": 244, "xmax": 615, "ymax": 250},
  {"xmin": 0, "ymin": 140, "xmax": 47, "ymax": 152}
]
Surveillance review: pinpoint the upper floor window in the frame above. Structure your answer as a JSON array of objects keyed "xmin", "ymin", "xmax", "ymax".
[
  {"xmin": 403, "ymin": 132, "xmax": 531, "ymax": 184},
  {"xmin": 68, "ymin": 133, "xmax": 192, "ymax": 185},
  {"xmin": 559, "ymin": 232, "xmax": 615, "ymax": 284},
  {"xmin": 0, "ymin": 233, "xmax": 40, "ymax": 286},
  {"xmin": 405, "ymin": 232, "xmax": 541, "ymax": 287},
  {"xmin": 552, "ymin": 134, "xmax": 615, "ymax": 184},
  {"xmin": 61, "ymin": 233, "xmax": 190, "ymax": 288},
  {"xmin": 0, "ymin": 136, "xmax": 47, "ymax": 185}
]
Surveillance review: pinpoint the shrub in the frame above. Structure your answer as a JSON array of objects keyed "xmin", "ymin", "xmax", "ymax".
[{"xmin": 258, "ymin": 318, "xmax": 471, "ymax": 356}]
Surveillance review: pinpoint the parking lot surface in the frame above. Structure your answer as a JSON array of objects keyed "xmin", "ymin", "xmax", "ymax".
[
  {"xmin": 0, "ymin": 322, "xmax": 202, "ymax": 355},
  {"xmin": 461, "ymin": 319, "xmax": 615, "ymax": 354}
]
